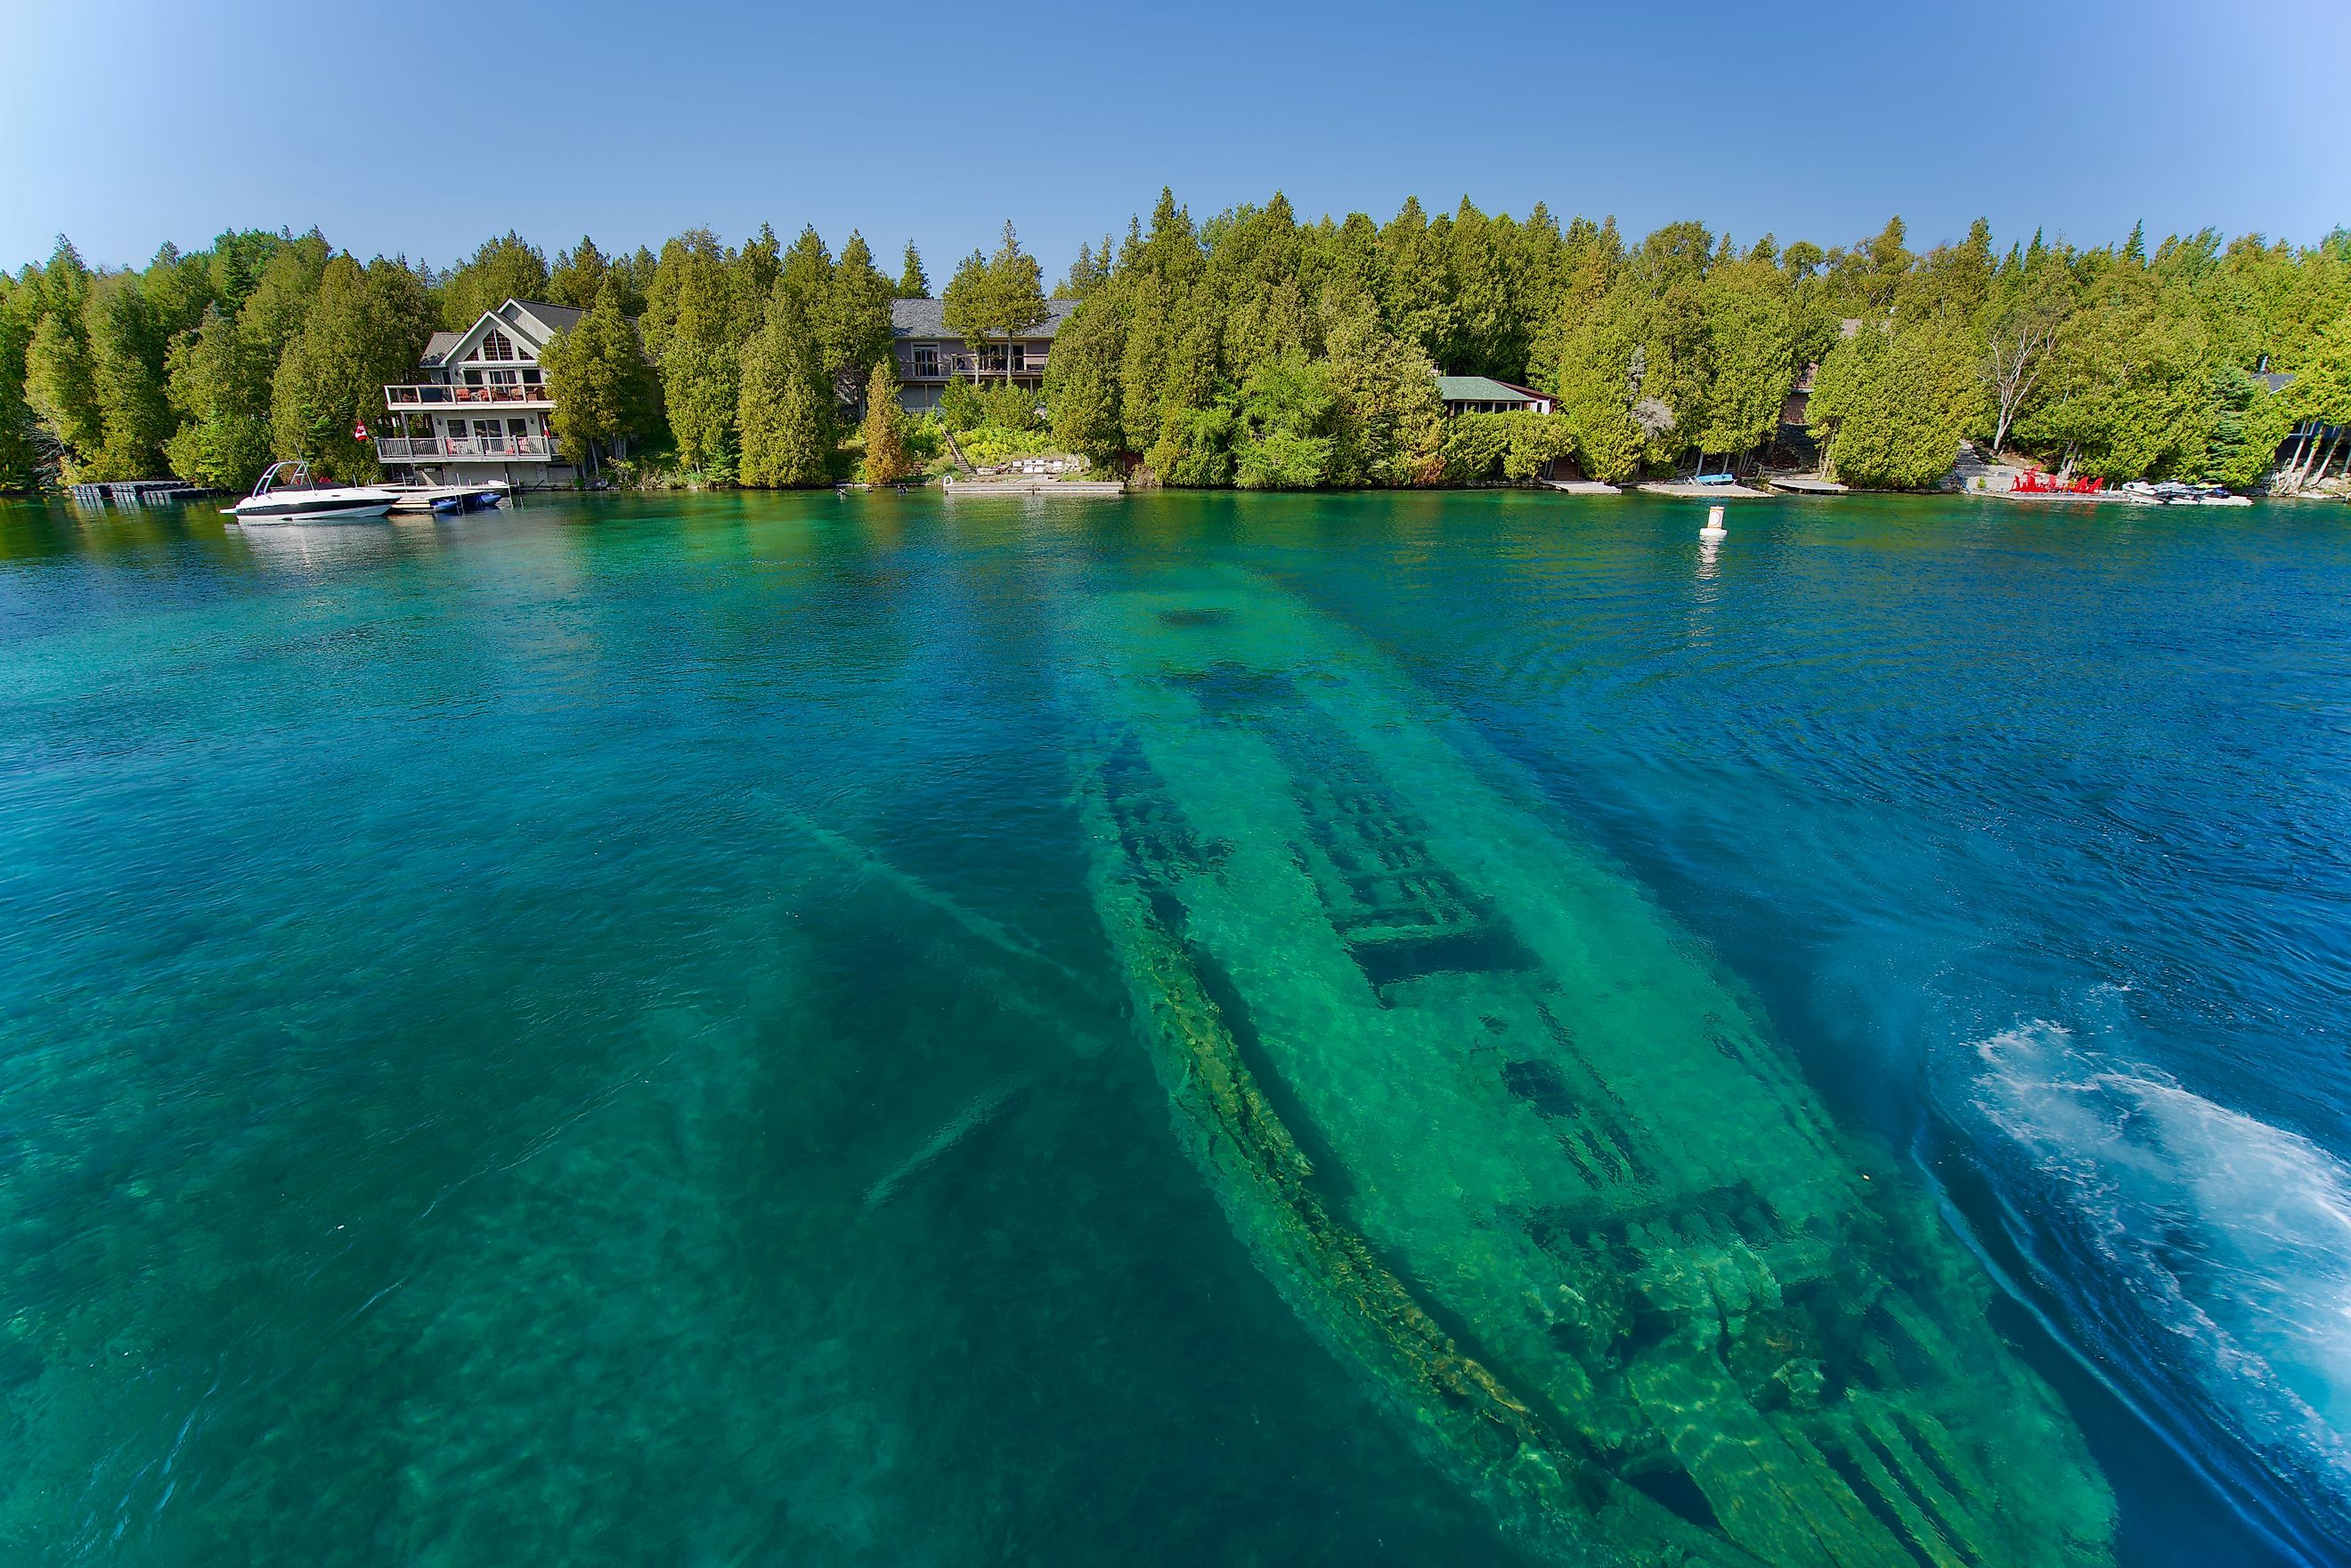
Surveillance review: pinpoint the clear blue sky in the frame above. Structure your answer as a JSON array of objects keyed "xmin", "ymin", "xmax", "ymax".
[{"xmin": 7, "ymin": 0, "xmax": 2345, "ymax": 280}]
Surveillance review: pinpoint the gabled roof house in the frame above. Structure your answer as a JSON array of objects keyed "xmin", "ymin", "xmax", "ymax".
[{"xmin": 376, "ymin": 299, "xmax": 586, "ymax": 488}]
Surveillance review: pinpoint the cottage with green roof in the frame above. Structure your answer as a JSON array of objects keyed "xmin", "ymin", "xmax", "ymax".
[{"xmin": 1436, "ymin": 376, "xmax": 1553, "ymax": 417}]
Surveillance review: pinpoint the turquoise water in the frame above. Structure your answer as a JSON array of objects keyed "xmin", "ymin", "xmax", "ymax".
[{"xmin": 1, "ymin": 492, "xmax": 2345, "ymax": 1565}]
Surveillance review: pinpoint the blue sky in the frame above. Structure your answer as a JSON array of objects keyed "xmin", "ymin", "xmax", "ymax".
[{"xmin": 7, "ymin": 0, "xmax": 2345, "ymax": 280}]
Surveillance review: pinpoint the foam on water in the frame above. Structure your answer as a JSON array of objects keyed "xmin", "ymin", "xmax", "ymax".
[{"xmin": 1958, "ymin": 1021, "xmax": 2351, "ymax": 1545}]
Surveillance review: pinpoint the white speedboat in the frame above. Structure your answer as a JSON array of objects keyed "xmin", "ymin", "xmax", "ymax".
[{"xmin": 224, "ymin": 462, "xmax": 397, "ymax": 524}]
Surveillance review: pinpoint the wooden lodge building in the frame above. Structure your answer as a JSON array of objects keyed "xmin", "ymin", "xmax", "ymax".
[
  {"xmin": 375, "ymin": 299, "xmax": 582, "ymax": 489},
  {"xmin": 890, "ymin": 297, "xmax": 1078, "ymax": 413}
]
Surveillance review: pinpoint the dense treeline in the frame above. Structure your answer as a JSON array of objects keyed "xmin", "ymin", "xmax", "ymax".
[
  {"xmin": 4, "ymin": 196, "xmax": 2348, "ymax": 494},
  {"xmin": 1045, "ymin": 193, "xmax": 2351, "ymax": 490}
]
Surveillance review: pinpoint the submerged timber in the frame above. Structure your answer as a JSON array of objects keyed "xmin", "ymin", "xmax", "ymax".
[{"xmin": 1058, "ymin": 564, "xmax": 2114, "ymax": 1568}]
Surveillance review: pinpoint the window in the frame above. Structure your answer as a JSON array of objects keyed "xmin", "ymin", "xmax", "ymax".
[
  {"xmin": 507, "ymin": 418, "xmax": 528, "ymax": 438},
  {"xmin": 1010, "ymin": 343, "xmax": 1026, "ymax": 374},
  {"xmin": 912, "ymin": 344, "xmax": 940, "ymax": 378},
  {"xmin": 522, "ymin": 368, "xmax": 542, "ymax": 386},
  {"xmin": 488, "ymin": 369, "xmax": 518, "ymax": 386},
  {"xmin": 474, "ymin": 419, "xmax": 502, "ymax": 441},
  {"xmin": 482, "ymin": 329, "xmax": 516, "ymax": 362}
]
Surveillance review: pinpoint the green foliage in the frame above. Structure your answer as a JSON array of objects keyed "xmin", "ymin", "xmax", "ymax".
[
  {"xmin": 942, "ymin": 222, "xmax": 1048, "ymax": 385},
  {"xmin": 9, "ymin": 202, "xmax": 2340, "ymax": 497},
  {"xmin": 1147, "ymin": 402, "xmax": 1235, "ymax": 487},
  {"xmin": 938, "ymin": 378, "xmax": 984, "ymax": 434},
  {"xmin": 270, "ymin": 256, "xmax": 434, "ymax": 482},
  {"xmin": 860, "ymin": 361, "xmax": 913, "ymax": 484},
  {"xmin": 543, "ymin": 280, "xmax": 662, "ymax": 473},
  {"xmin": 823, "ymin": 233, "xmax": 896, "ymax": 402},
  {"xmin": 736, "ymin": 289, "xmax": 832, "ymax": 488},
  {"xmin": 896, "ymin": 242, "xmax": 928, "ymax": 299},
  {"xmin": 1232, "ymin": 352, "xmax": 1337, "ymax": 489},
  {"xmin": 976, "ymin": 382, "xmax": 1041, "ymax": 431},
  {"xmin": 1439, "ymin": 411, "xmax": 1575, "ymax": 483},
  {"xmin": 2014, "ymin": 268, "xmax": 2214, "ymax": 479},
  {"xmin": 549, "ymin": 236, "xmax": 611, "ymax": 311},
  {"xmin": 643, "ymin": 230, "xmax": 748, "ymax": 475},
  {"xmin": 86, "ymin": 276, "xmax": 174, "ymax": 479},
  {"xmin": 1321, "ymin": 290, "xmax": 1444, "ymax": 485},
  {"xmin": 1046, "ymin": 294, "xmax": 1127, "ymax": 461},
  {"xmin": 1809, "ymin": 319, "xmax": 1983, "ymax": 489},
  {"xmin": 2201, "ymin": 365, "xmax": 2296, "ymax": 488},
  {"xmin": 1540, "ymin": 290, "xmax": 1648, "ymax": 483},
  {"xmin": 163, "ymin": 305, "xmax": 273, "ymax": 489},
  {"xmin": 438, "ymin": 232, "xmax": 549, "ymax": 329},
  {"xmin": 26, "ymin": 308, "xmax": 101, "ymax": 478},
  {"xmin": 0, "ymin": 278, "xmax": 38, "ymax": 490}
]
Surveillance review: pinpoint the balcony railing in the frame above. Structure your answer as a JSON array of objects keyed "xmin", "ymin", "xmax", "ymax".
[
  {"xmin": 902, "ymin": 353, "xmax": 1049, "ymax": 381},
  {"xmin": 377, "ymin": 436, "xmax": 560, "ymax": 460},
  {"xmin": 385, "ymin": 383, "xmax": 554, "ymax": 406}
]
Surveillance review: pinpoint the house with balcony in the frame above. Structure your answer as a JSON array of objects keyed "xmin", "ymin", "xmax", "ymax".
[
  {"xmin": 376, "ymin": 298, "xmax": 583, "ymax": 488},
  {"xmin": 891, "ymin": 297, "xmax": 1078, "ymax": 413}
]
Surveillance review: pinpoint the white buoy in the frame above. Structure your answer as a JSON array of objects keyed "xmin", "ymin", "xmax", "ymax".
[{"xmin": 1699, "ymin": 504, "xmax": 1727, "ymax": 542}]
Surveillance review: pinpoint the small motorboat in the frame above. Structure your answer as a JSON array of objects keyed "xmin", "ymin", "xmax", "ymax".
[
  {"xmin": 385, "ymin": 482, "xmax": 509, "ymax": 516},
  {"xmin": 223, "ymin": 461, "xmax": 397, "ymax": 524}
]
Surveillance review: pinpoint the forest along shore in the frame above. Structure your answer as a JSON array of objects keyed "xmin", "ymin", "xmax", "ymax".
[{"xmin": 4, "ymin": 195, "xmax": 2346, "ymax": 500}]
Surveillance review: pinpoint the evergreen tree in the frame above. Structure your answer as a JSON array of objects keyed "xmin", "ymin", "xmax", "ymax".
[
  {"xmin": 0, "ymin": 278, "xmax": 39, "ymax": 491},
  {"xmin": 271, "ymin": 256, "xmax": 434, "ymax": 481},
  {"xmin": 438, "ymin": 232, "xmax": 549, "ymax": 328},
  {"xmin": 1045, "ymin": 291, "xmax": 1127, "ymax": 462},
  {"xmin": 824, "ymin": 232, "xmax": 896, "ymax": 406},
  {"xmin": 860, "ymin": 360, "xmax": 912, "ymax": 484},
  {"xmin": 1689, "ymin": 256, "xmax": 1797, "ymax": 461},
  {"xmin": 87, "ymin": 276, "xmax": 173, "ymax": 479},
  {"xmin": 1321, "ymin": 288, "xmax": 1443, "ymax": 485},
  {"xmin": 163, "ymin": 303, "xmax": 273, "ymax": 489},
  {"xmin": 542, "ymin": 280, "xmax": 661, "ymax": 475},
  {"xmin": 942, "ymin": 222, "xmax": 1047, "ymax": 387},
  {"xmin": 897, "ymin": 241, "xmax": 929, "ymax": 298},
  {"xmin": 736, "ymin": 282, "xmax": 832, "ymax": 487},
  {"xmin": 644, "ymin": 231, "xmax": 744, "ymax": 475},
  {"xmin": 1809, "ymin": 318, "xmax": 1983, "ymax": 488},
  {"xmin": 549, "ymin": 237, "xmax": 611, "ymax": 310},
  {"xmin": 24, "ymin": 240, "xmax": 102, "ymax": 475}
]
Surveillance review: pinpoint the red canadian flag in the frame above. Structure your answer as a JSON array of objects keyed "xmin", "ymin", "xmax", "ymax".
[{"xmin": 352, "ymin": 417, "xmax": 370, "ymax": 442}]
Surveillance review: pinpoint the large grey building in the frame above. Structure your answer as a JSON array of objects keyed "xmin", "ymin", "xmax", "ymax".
[{"xmin": 891, "ymin": 297, "xmax": 1078, "ymax": 412}]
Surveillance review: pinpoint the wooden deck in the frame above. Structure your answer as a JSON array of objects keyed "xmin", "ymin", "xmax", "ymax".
[{"xmin": 1639, "ymin": 480, "xmax": 1772, "ymax": 499}]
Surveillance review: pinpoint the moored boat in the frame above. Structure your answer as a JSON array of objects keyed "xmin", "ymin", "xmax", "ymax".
[
  {"xmin": 223, "ymin": 461, "xmax": 396, "ymax": 524},
  {"xmin": 1057, "ymin": 563, "xmax": 2114, "ymax": 1568}
]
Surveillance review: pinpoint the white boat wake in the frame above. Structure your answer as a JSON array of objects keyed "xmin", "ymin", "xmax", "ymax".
[{"xmin": 1955, "ymin": 1021, "xmax": 2351, "ymax": 1548}]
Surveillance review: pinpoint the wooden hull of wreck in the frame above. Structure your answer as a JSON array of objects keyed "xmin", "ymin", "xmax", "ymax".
[{"xmin": 1059, "ymin": 565, "xmax": 2114, "ymax": 1568}]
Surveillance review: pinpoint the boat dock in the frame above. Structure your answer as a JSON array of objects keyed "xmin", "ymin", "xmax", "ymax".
[
  {"xmin": 68, "ymin": 479, "xmax": 207, "ymax": 507},
  {"xmin": 943, "ymin": 476, "xmax": 1126, "ymax": 497},
  {"xmin": 1542, "ymin": 479, "xmax": 1621, "ymax": 495},
  {"xmin": 1766, "ymin": 475, "xmax": 1848, "ymax": 495},
  {"xmin": 1639, "ymin": 480, "xmax": 1772, "ymax": 499}
]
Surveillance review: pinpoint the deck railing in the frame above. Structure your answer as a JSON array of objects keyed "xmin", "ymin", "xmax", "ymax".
[
  {"xmin": 384, "ymin": 383, "xmax": 554, "ymax": 406},
  {"xmin": 902, "ymin": 353, "xmax": 1050, "ymax": 381},
  {"xmin": 377, "ymin": 436, "xmax": 558, "ymax": 460}
]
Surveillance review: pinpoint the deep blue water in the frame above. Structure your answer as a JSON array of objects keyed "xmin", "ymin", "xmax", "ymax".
[{"xmin": 0, "ymin": 490, "xmax": 2346, "ymax": 1566}]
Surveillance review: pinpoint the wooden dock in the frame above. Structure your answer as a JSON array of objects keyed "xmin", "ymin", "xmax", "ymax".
[
  {"xmin": 1639, "ymin": 480, "xmax": 1772, "ymax": 500},
  {"xmin": 1542, "ymin": 479, "xmax": 1622, "ymax": 495},
  {"xmin": 1766, "ymin": 475, "xmax": 1849, "ymax": 495},
  {"xmin": 943, "ymin": 477, "xmax": 1126, "ymax": 497}
]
